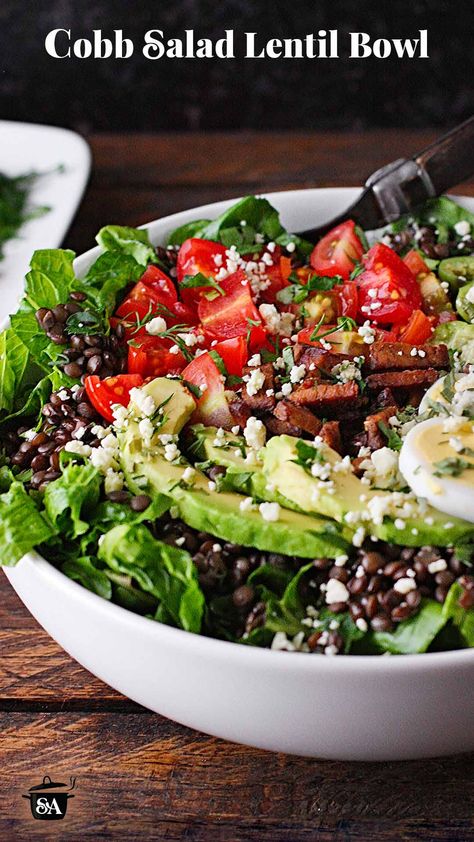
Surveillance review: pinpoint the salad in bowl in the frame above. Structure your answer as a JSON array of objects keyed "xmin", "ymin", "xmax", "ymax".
[{"xmin": 1, "ymin": 193, "xmax": 474, "ymax": 659}]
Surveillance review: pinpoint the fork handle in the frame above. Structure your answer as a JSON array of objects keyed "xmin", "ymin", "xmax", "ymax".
[{"xmin": 416, "ymin": 115, "xmax": 474, "ymax": 196}]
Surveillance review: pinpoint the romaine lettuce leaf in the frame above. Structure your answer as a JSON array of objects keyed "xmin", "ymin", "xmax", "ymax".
[
  {"xmin": 98, "ymin": 523, "xmax": 204, "ymax": 633},
  {"xmin": 0, "ymin": 481, "xmax": 55, "ymax": 566},
  {"xmin": 96, "ymin": 225, "xmax": 157, "ymax": 266},
  {"xmin": 43, "ymin": 461, "xmax": 102, "ymax": 538}
]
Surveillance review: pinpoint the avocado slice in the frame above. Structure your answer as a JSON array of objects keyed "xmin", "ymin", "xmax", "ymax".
[
  {"xmin": 188, "ymin": 423, "xmax": 303, "ymax": 511},
  {"xmin": 118, "ymin": 379, "xmax": 350, "ymax": 558},
  {"xmin": 262, "ymin": 435, "xmax": 474, "ymax": 547}
]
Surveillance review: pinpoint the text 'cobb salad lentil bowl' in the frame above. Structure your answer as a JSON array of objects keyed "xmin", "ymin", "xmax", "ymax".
[{"xmin": 2, "ymin": 188, "xmax": 474, "ymax": 759}]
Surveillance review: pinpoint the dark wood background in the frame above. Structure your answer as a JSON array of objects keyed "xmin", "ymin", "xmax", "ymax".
[{"xmin": 1, "ymin": 131, "xmax": 474, "ymax": 841}]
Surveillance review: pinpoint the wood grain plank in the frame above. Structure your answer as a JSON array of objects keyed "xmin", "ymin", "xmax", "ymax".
[
  {"xmin": 86, "ymin": 131, "xmax": 474, "ymax": 190},
  {"xmin": 0, "ymin": 713, "xmax": 472, "ymax": 841}
]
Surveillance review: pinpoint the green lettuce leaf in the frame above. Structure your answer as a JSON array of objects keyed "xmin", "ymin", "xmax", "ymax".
[
  {"xmin": 61, "ymin": 555, "xmax": 112, "ymax": 600},
  {"xmin": 43, "ymin": 462, "xmax": 102, "ymax": 539},
  {"xmin": 442, "ymin": 582, "xmax": 474, "ymax": 647},
  {"xmin": 363, "ymin": 599, "xmax": 446, "ymax": 654},
  {"xmin": 76, "ymin": 251, "xmax": 144, "ymax": 314},
  {"xmin": 96, "ymin": 225, "xmax": 157, "ymax": 266},
  {"xmin": 98, "ymin": 523, "xmax": 204, "ymax": 633},
  {"xmin": 0, "ymin": 328, "xmax": 30, "ymax": 413},
  {"xmin": 166, "ymin": 195, "xmax": 313, "ymax": 257},
  {"xmin": 24, "ymin": 249, "xmax": 76, "ymax": 309},
  {"xmin": 0, "ymin": 481, "xmax": 55, "ymax": 566}
]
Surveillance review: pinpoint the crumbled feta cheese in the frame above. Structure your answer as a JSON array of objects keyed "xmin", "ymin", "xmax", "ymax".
[
  {"xmin": 129, "ymin": 387, "xmax": 156, "ymax": 418},
  {"xmin": 104, "ymin": 469, "xmax": 124, "ymax": 494},
  {"xmin": 239, "ymin": 496, "xmax": 256, "ymax": 513},
  {"xmin": 454, "ymin": 220, "xmax": 471, "ymax": 237},
  {"xmin": 145, "ymin": 316, "xmax": 167, "ymax": 335},
  {"xmin": 248, "ymin": 353, "xmax": 261, "ymax": 367},
  {"xmin": 290, "ymin": 364, "xmax": 306, "ymax": 384},
  {"xmin": 352, "ymin": 526, "xmax": 366, "ymax": 547},
  {"xmin": 243, "ymin": 416, "xmax": 266, "ymax": 451},
  {"xmin": 358, "ymin": 321, "xmax": 376, "ymax": 344},
  {"xmin": 138, "ymin": 418, "xmax": 154, "ymax": 445},
  {"xmin": 331, "ymin": 360, "xmax": 362, "ymax": 383},
  {"xmin": 281, "ymin": 382, "xmax": 293, "ymax": 397},
  {"xmin": 394, "ymin": 577, "xmax": 417, "ymax": 594},
  {"xmin": 427, "ymin": 558, "xmax": 448, "ymax": 574},
  {"xmin": 64, "ymin": 441, "xmax": 92, "ymax": 457},
  {"xmin": 355, "ymin": 617, "xmax": 368, "ymax": 632},
  {"xmin": 246, "ymin": 368, "xmax": 265, "ymax": 397},
  {"xmin": 231, "ymin": 425, "xmax": 240, "ymax": 435},
  {"xmin": 325, "ymin": 578, "xmax": 350, "ymax": 604},
  {"xmin": 208, "ymin": 481, "xmax": 217, "ymax": 492},
  {"xmin": 259, "ymin": 501, "xmax": 281, "ymax": 521},
  {"xmin": 177, "ymin": 331, "xmax": 198, "ymax": 347},
  {"xmin": 182, "ymin": 466, "xmax": 196, "ymax": 484},
  {"xmin": 164, "ymin": 442, "xmax": 180, "ymax": 462}
]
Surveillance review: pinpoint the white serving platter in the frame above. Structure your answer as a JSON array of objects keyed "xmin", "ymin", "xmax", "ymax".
[{"xmin": 0, "ymin": 120, "xmax": 91, "ymax": 319}]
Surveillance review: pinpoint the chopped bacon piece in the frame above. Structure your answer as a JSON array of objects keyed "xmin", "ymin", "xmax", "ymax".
[
  {"xmin": 366, "ymin": 368, "xmax": 439, "ymax": 392},
  {"xmin": 229, "ymin": 399, "xmax": 251, "ymax": 428},
  {"xmin": 274, "ymin": 401, "xmax": 322, "ymax": 437},
  {"xmin": 297, "ymin": 345, "xmax": 356, "ymax": 374},
  {"xmin": 375, "ymin": 387, "xmax": 398, "ymax": 409},
  {"xmin": 364, "ymin": 406, "xmax": 398, "ymax": 450},
  {"xmin": 289, "ymin": 380, "xmax": 360, "ymax": 413},
  {"xmin": 366, "ymin": 341, "xmax": 449, "ymax": 372},
  {"xmin": 319, "ymin": 421, "xmax": 342, "ymax": 454},
  {"xmin": 242, "ymin": 363, "xmax": 276, "ymax": 411},
  {"xmin": 265, "ymin": 417, "xmax": 302, "ymax": 438}
]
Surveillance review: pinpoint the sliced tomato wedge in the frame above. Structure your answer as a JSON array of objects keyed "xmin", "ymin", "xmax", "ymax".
[
  {"xmin": 198, "ymin": 269, "xmax": 266, "ymax": 349},
  {"xmin": 176, "ymin": 238, "xmax": 228, "ymax": 306},
  {"xmin": 356, "ymin": 243, "xmax": 423, "ymax": 325},
  {"xmin": 181, "ymin": 352, "xmax": 234, "ymax": 428},
  {"xmin": 84, "ymin": 374, "xmax": 144, "ymax": 423},
  {"xmin": 139, "ymin": 265, "xmax": 177, "ymax": 307},
  {"xmin": 310, "ymin": 220, "xmax": 365, "ymax": 280},
  {"xmin": 258, "ymin": 247, "xmax": 291, "ymax": 304},
  {"xmin": 403, "ymin": 249, "xmax": 429, "ymax": 277},
  {"xmin": 211, "ymin": 336, "xmax": 248, "ymax": 378},
  {"xmin": 398, "ymin": 310, "xmax": 435, "ymax": 344},
  {"xmin": 114, "ymin": 294, "xmax": 197, "ymax": 341},
  {"xmin": 128, "ymin": 336, "xmax": 186, "ymax": 378}
]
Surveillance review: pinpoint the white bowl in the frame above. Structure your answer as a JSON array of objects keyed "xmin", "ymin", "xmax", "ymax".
[{"xmin": 5, "ymin": 188, "xmax": 474, "ymax": 761}]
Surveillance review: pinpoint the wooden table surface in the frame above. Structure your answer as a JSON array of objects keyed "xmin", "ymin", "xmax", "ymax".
[{"xmin": 2, "ymin": 131, "xmax": 474, "ymax": 841}]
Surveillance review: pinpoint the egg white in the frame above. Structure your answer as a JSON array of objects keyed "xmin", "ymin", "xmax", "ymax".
[{"xmin": 399, "ymin": 416, "xmax": 474, "ymax": 523}]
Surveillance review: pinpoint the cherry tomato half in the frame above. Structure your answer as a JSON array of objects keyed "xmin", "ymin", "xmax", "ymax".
[
  {"xmin": 198, "ymin": 269, "xmax": 266, "ymax": 349},
  {"xmin": 357, "ymin": 243, "xmax": 423, "ymax": 325},
  {"xmin": 84, "ymin": 374, "xmax": 144, "ymax": 423},
  {"xmin": 128, "ymin": 336, "xmax": 187, "ymax": 379},
  {"xmin": 138, "ymin": 265, "xmax": 177, "ymax": 308},
  {"xmin": 403, "ymin": 249, "xmax": 429, "ymax": 277},
  {"xmin": 176, "ymin": 238, "xmax": 228, "ymax": 306},
  {"xmin": 310, "ymin": 220, "xmax": 365, "ymax": 280},
  {"xmin": 181, "ymin": 352, "xmax": 234, "ymax": 428},
  {"xmin": 212, "ymin": 336, "xmax": 248, "ymax": 378},
  {"xmin": 398, "ymin": 309, "xmax": 435, "ymax": 344}
]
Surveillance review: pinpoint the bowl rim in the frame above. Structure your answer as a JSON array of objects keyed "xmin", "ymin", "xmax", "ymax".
[{"xmin": 6, "ymin": 186, "xmax": 474, "ymax": 669}]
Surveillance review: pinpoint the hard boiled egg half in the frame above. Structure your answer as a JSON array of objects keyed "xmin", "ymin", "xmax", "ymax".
[{"xmin": 399, "ymin": 415, "xmax": 474, "ymax": 523}]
